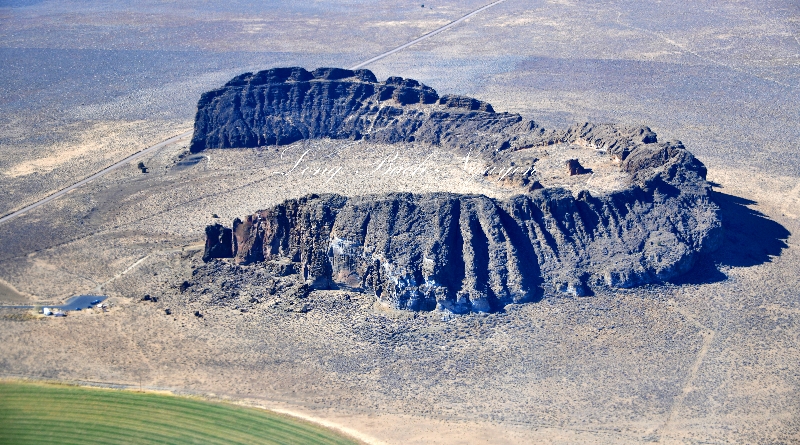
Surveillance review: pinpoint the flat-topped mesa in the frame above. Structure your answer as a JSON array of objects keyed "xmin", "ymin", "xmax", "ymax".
[
  {"xmin": 203, "ymin": 139, "xmax": 722, "ymax": 313},
  {"xmin": 189, "ymin": 66, "xmax": 533, "ymax": 154},
  {"xmin": 196, "ymin": 68, "xmax": 723, "ymax": 313},
  {"xmin": 190, "ymin": 66, "xmax": 666, "ymax": 160}
]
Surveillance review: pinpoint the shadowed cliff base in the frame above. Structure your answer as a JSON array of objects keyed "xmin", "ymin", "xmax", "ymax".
[
  {"xmin": 713, "ymin": 191, "xmax": 790, "ymax": 268},
  {"xmin": 670, "ymin": 191, "xmax": 790, "ymax": 286}
]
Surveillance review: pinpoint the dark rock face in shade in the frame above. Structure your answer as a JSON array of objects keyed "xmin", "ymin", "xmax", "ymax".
[
  {"xmin": 192, "ymin": 67, "xmax": 541, "ymax": 154},
  {"xmin": 202, "ymin": 224, "xmax": 233, "ymax": 262},
  {"xmin": 197, "ymin": 68, "xmax": 723, "ymax": 313}
]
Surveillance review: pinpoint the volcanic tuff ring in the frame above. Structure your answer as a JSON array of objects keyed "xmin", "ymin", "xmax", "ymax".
[{"xmin": 195, "ymin": 67, "xmax": 722, "ymax": 313}]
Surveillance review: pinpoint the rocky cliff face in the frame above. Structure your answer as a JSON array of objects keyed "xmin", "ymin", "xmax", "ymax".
[
  {"xmin": 190, "ymin": 67, "xmax": 521, "ymax": 154},
  {"xmin": 190, "ymin": 66, "xmax": 661, "ymax": 155},
  {"xmin": 198, "ymin": 67, "xmax": 723, "ymax": 313},
  {"xmin": 204, "ymin": 142, "xmax": 721, "ymax": 313}
]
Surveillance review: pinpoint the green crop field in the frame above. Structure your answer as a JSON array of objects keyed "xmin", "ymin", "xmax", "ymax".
[{"xmin": 0, "ymin": 381, "xmax": 358, "ymax": 445}]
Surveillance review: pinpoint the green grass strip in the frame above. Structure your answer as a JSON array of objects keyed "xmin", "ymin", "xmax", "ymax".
[{"xmin": 0, "ymin": 382, "xmax": 358, "ymax": 445}]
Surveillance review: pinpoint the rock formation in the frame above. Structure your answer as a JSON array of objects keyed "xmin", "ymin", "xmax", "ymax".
[
  {"xmin": 198, "ymin": 67, "xmax": 723, "ymax": 313},
  {"xmin": 202, "ymin": 224, "xmax": 233, "ymax": 262},
  {"xmin": 566, "ymin": 159, "xmax": 588, "ymax": 176},
  {"xmin": 189, "ymin": 67, "xmax": 660, "ymax": 155},
  {"xmin": 203, "ymin": 142, "xmax": 722, "ymax": 312}
]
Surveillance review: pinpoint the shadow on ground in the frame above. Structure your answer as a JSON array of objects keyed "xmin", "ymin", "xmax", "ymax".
[{"xmin": 673, "ymin": 191, "xmax": 791, "ymax": 285}]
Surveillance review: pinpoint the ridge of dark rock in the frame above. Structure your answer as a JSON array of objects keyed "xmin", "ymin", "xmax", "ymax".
[
  {"xmin": 203, "ymin": 144, "xmax": 721, "ymax": 313},
  {"xmin": 189, "ymin": 66, "xmax": 656, "ymax": 155},
  {"xmin": 196, "ymin": 67, "xmax": 723, "ymax": 313}
]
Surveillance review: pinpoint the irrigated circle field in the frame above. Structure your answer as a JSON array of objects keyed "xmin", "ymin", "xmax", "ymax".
[{"xmin": 0, "ymin": 382, "xmax": 357, "ymax": 445}]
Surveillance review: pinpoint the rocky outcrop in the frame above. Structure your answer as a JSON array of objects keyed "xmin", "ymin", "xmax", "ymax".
[
  {"xmin": 190, "ymin": 67, "xmax": 668, "ymax": 158},
  {"xmin": 203, "ymin": 224, "xmax": 233, "ymax": 262},
  {"xmin": 191, "ymin": 67, "xmax": 652, "ymax": 155},
  {"xmin": 566, "ymin": 159, "xmax": 588, "ymax": 176},
  {"xmin": 204, "ymin": 139, "xmax": 721, "ymax": 312},
  {"xmin": 196, "ymin": 68, "xmax": 723, "ymax": 313}
]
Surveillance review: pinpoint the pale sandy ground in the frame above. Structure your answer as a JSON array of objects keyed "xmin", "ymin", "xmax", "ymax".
[
  {"xmin": 0, "ymin": 279, "xmax": 26, "ymax": 304},
  {"xmin": 0, "ymin": 119, "xmax": 191, "ymax": 215}
]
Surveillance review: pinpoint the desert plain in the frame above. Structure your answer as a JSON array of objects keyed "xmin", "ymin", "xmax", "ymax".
[{"xmin": 0, "ymin": 1, "xmax": 798, "ymax": 443}]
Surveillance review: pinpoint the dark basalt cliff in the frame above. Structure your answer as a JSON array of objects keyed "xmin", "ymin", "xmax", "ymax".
[
  {"xmin": 190, "ymin": 66, "xmax": 658, "ymax": 155},
  {"xmin": 198, "ymin": 67, "xmax": 723, "ymax": 313},
  {"xmin": 204, "ymin": 144, "xmax": 721, "ymax": 313}
]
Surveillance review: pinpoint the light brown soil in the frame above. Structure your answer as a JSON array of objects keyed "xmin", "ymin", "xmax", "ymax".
[{"xmin": 0, "ymin": 279, "xmax": 28, "ymax": 304}]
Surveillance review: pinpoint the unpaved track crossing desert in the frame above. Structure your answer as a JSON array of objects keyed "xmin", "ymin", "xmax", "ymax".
[
  {"xmin": 0, "ymin": 0, "xmax": 506, "ymax": 228},
  {"xmin": 0, "ymin": 131, "xmax": 193, "ymax": 225}
]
